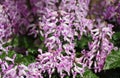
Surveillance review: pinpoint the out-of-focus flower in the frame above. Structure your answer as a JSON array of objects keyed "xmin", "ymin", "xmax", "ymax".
[{"xmin": 103, "ymin": 5, "xmax": 116, "ymax": 20}]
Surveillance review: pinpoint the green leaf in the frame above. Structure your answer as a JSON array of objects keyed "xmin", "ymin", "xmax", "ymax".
[
  {"xmin": 82, "ymin": 69, "xmax": 99, "ymax": 78},
  {"xmin": 14, "ymin": 53, "xmax": 36, "ymax": 66},
  {"xmin": 112, "ymin": 32, "xmax": 120, "ymax": 46},
  {"xmin": 0, "ymin": 52, "xmax": 6, "ymax": 59},
  {"xmin": 104, "ymin": 50, "xmax": 120, "ymax": 70},
  {"xmin": 0, "ymin": 51, "xmax": 15, "ymax": 59},
  {"xmin": 76, "ymin": 35, "xmax": 92, "ymax": 49},
  {"xmin": 75, "ymin": 34, "xmax": 92, "ymax": 57},
  {"xmin": 112, "ymin": 32, "xmax": 120, "ymax": 40}
]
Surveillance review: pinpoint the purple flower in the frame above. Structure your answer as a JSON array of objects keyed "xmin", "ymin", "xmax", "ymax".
[
  {"xmin": 81, "ymin": 20, "xmax": 114, "ymax": 72},
  {"xmin": 103, "ymin": 5, "xmax": 116, "ymax": 20}
]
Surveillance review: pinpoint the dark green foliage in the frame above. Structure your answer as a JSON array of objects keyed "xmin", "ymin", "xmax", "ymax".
[{"xmin": 104, "ymin": 50, "xmax": 120, "ymax": 70}]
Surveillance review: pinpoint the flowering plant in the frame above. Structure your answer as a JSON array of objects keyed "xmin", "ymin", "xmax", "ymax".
[{"xmin": 0, "ymin": 0, "xmax": 120, "ymax": 78}]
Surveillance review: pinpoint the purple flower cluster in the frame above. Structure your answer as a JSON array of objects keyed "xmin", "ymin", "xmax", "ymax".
[
  {"xmin": 0, "ymin": 4, "xmax": 12, "ymax": 54},
  {"xmin": 81, "ymin": 20, "xmax": 114, "ymax": 72},
  {"xmin": 103, "ymin": 1, "xmax": 120, "ymax": 25},
  {"xmin": 90, "ymin": 0, "xmax": 120, "ymax": 25},
  {"xmin": 0, "ymin": 0, "xmax": 115, "ymax": 78},
  {"xmin": 37, "ymin": 0, "xmax": 91, "ymax": 77}
]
